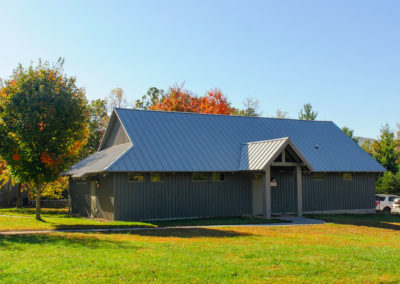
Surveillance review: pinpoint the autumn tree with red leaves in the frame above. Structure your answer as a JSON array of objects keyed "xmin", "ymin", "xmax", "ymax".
[
  {"xmin": 151, "ymin": 83, "xmax": 199, "ymax": 112},
  {"xmin": 0, "ymin": 59, "xmax": 89, "ymax": 220},
  {"xmin": 198, "ymin": 88, "xmax": 234, "ymax": 114},
  {"xmin": 147, "ymin": 83, "xmax": 235, "ymax": 114}
]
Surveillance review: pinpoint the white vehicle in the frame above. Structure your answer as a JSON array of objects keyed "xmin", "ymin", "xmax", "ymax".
[
  {"xmin": 391, "ymin": 198, "xmax": 400, "ymax": 214},
  {"xmin": 376, "ymin": 194, "xmax": 399, "ymax": 214}
]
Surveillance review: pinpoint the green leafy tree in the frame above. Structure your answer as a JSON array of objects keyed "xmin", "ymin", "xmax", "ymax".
[
  {"xmin": 342, "ymin": 126, "xmax": 359, "ymax": 144},
  {"xmin": 365, "ymin": 124, "xmax": 399, "ymax": 174},
  {"xmin": 135, "ymin": 87, "xmax": 165, "ymax": 110},
  {"xmin": 298, "ymin": 103, "xmax": 318, "ymax": 120},
  {"xmin": 79, "ymin": 99, "xmax": 108, "ymax": 158},
  {"xmin": 376, "ymin": 171, "xmax": 400, "ymax": 194},
  {"xmin": 0, "ymin": 59, "xmax": 89, "ymax": 220}
]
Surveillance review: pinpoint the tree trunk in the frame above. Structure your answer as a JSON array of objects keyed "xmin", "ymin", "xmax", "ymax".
[
  {"xmin": 16, "ymin": 183, "xmax": 22, "ymax": 209},
  {"xmin": 35, "ymin": 186, "xmax": 42, "ymax": 221}
]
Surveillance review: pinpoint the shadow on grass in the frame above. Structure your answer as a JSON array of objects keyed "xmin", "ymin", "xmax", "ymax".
[
  {"xmin": 0, "ymin": 233, "xmax": 139, "ymax": 250},
  {"xmin": 49, "ymin": 216, "xmax": 285, "ymax": 231},
  {"xmin": 0, "ymin": 208, "xmax": 69, "ymax": 217},
  {"xmin": 151, "ymin": 217, "xmax": 285, "ymax": 227},
  {"xmin": 0, "ymin": 227, "xmax": 252, "ymax": 244},
  {"xmin": 51, "ymin": 224, "xmax": 156, "ymax": 230},
  {"xmin": 307, "ymin": 214, "xmax": 400, "ymax": 231},
  {"xmin": 100, "ymin": 227, "xmax": 254, "ymax": 238}
]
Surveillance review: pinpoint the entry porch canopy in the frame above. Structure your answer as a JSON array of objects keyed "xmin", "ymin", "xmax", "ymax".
[{"xmin": 240, "ymin": 137, "xmax": 313, "ymax": 218}]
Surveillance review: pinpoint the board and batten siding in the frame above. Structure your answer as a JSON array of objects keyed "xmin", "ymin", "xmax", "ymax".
[
  {"xmin": 69, "ymin": 179, "xmax": 90, "ymax": 217},
  {"xmin": 95, "ymin": 175, "xmax": 114, "ymax": 219},
  {"xmin": 102, "ymin": 116, "xmax": 130, "ymax": 149},
  {"xmin": 302, "ymin": 173, "xmax": 376, "ymax": 212},
  {"xmin": 113, "ymin": 172, "xmax": 252, "ymax": 221}
]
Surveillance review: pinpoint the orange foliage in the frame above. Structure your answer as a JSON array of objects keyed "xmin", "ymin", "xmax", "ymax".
[
  {"xmin": 41, "ymin": 152, "xmax": 57, "ymax": 166},
  {"xmin": 198, "ymin": 88, "xmax": 234, "ymax": 114},
  {"xmin": 69, "ymin": 140, "xmax": 83, "ymax": 155},
  {"xmin": 151, "ymin": 83, "xmax": 198, "ymax": 112},
  {"xmin": 12, "ymin": 153, "xmax": 21, "ymax": 161},
  {"xmin": 38, "ymin": 121, "xmax": 45, "ymax": 131},
  {"xmin": 151, "ymin": 84, "xmax": 234, "ymax": 115}
]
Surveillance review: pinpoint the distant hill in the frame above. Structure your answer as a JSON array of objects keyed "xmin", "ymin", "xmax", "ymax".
[{"xmin": 356, "ymin": 136, "xmax": 375, "ymax": 146}]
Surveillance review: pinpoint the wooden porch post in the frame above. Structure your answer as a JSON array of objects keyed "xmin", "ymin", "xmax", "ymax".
[
  {"xmin": 90, "ymin": 180, "xmax": 96, "ymax": 218},
  {"xmin": 296, "ymin": 166, "xmax": 303, "ymax": 217},
  {"xmin": 263, "ymin": 166, "xmax": 272, "ymax": 219}
]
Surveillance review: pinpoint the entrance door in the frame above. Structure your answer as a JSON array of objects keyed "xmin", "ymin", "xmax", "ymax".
[
  {"xmin": 252, "ymin": 175, "xmax": 263, "ymax": 216},
  {"xmin": 90, "ymin": 180, "xmax": 96, "ymax": 218},
  {"xmin": 271, "ymin": 168, "xmax": 296, "ymax": 215}
]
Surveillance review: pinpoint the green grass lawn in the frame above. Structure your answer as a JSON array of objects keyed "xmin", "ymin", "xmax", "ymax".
[
  {"xmin": 0, "ymin": 214, "xmax": 400, "ymax": 282},
  {"xmin": 0, "ymin": 208, "xmax": 280, "ymax": 231},
  {"xmin": 1, "ymin": 212, "xmax": 400, "ymax": 282}
]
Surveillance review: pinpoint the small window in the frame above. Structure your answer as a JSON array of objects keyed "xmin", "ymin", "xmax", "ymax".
[
  {"xmin": 151, "ymin": 173, "xmax": 167, "ymax": 182},
  {"xmin": 343, "ymin": 173, "xmax": 352, "ymax": 181},
  {"xmin": 313, "ymin": 173, "xmax": 325, "ymax": 181},
  {"xmin": 192, "ymin": 173, "xmax": 206, "ymax": 182},
  {"xmin": 212, "ymin": 173, "xmax": 225, "ymax": 182},
  {"xmin": 128, "ymin": 173, "xmax": 144, "ymax": 182},
  {"xmin": 389, "ymin": 196, "xmax": 398, "ymax": 202},
  {"xmin": 252, "ymin": 173, "xmax": 263, "ymax": 180},
  {"xmin": 75, "ymin": 177, "xmax": 87, "ymax": 184}
]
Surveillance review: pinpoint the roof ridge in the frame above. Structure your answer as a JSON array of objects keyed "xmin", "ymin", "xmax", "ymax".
[{"xmin": 114, "ymin": 108, "xmax": 333, "ymax": 123}]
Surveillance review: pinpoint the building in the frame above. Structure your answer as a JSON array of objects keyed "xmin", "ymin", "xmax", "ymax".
[{"xmin": 65, "ymin": 109, "xmax": 385, "ymax": 221}]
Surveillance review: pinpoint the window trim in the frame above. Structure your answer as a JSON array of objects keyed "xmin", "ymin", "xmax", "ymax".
[{"xmin": 128, "ymin": 173, "xmax": 145, "ymax": 183}]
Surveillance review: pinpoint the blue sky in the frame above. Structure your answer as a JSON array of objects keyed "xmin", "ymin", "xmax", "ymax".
[{"xmin": 0, "ymin": 0, "xmax": 399, "ymax": 138}]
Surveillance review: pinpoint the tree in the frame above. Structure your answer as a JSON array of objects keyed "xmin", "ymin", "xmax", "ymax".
[
  {"xmin": 233, "ymin": 97, "xmax": 260, "ymax": 117},
  {"xmin": 151, "ymin": 84, "xmax": 235, "ymax": 114},
  {"xmin": 198, "ymin": 88, "xmax": 234, "ymax": 114},
  {"xmin": 298, "ymin": 103, "xmax": 318, "ymax": 120},
  {"xmin": 276, "ymin": 109, "xmax": 289, "ymax": 119},
  {"xmin": 376, "ymin": 171, "xmax": 400, "ymax": 194},
  {"xmin": 105, "ymin": 87, "xmax": 130, "ymax": 114},
  {"xmin": 341, "ymin": 126, "xmax": 359, "ymax": 144},
  {"xmin": 79, "ymin": 99, "xmax": 108, "ymax": 158},
  {"xmin": 135, "ymin": 87, "xmax": 165, "ymax": 110},
  {"xmin": 0, "ymin": 59, "xmax": 89, "ymax": 220},
  {"xmin": 364, "ymin": 124, "xmax": 399, "ymax": 174},
  {"xmin": 41, "ymin": 176, "xmax": 69, "ymax": 199},
  {"xmin": 151, "ymin": 83, "xmax": 199, "ymax": 112}
]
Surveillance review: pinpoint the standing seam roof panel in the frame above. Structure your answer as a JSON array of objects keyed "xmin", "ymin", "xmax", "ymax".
[{"xmin": 104, "ymin": 109, "xmax": 385, "ymax": 173}]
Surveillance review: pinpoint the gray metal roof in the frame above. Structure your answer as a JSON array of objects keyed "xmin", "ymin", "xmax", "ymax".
[
  {"xmin": 239, "ymin": 137, "xmax": 313, "ymax": 171},
  {"xmin": 65, "ymin": 143, "xmax": 132, "ymax": 177},
  {"xmin": 67, "ymin": 109, "xmax": 386, "ymax": 175}
]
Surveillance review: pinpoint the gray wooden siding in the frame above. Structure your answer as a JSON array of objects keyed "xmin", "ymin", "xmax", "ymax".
[
  {"xmin": 302, "ymin": 173, "xmax": 376, "ymax": 212},
  {"xmin": 103, "ymin": 117, "xmax": 130, "ymax": 149},
  {"xmin": 95, "ymin": 175, "xmax": 114, "ymax": 219},
  {"xmin": 114, "ymin": 172, "xmax": 252, "ymax": 221},
  {"xmin": 69, "ymin": 179, "xmax": 90, "ymax": 217}
]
